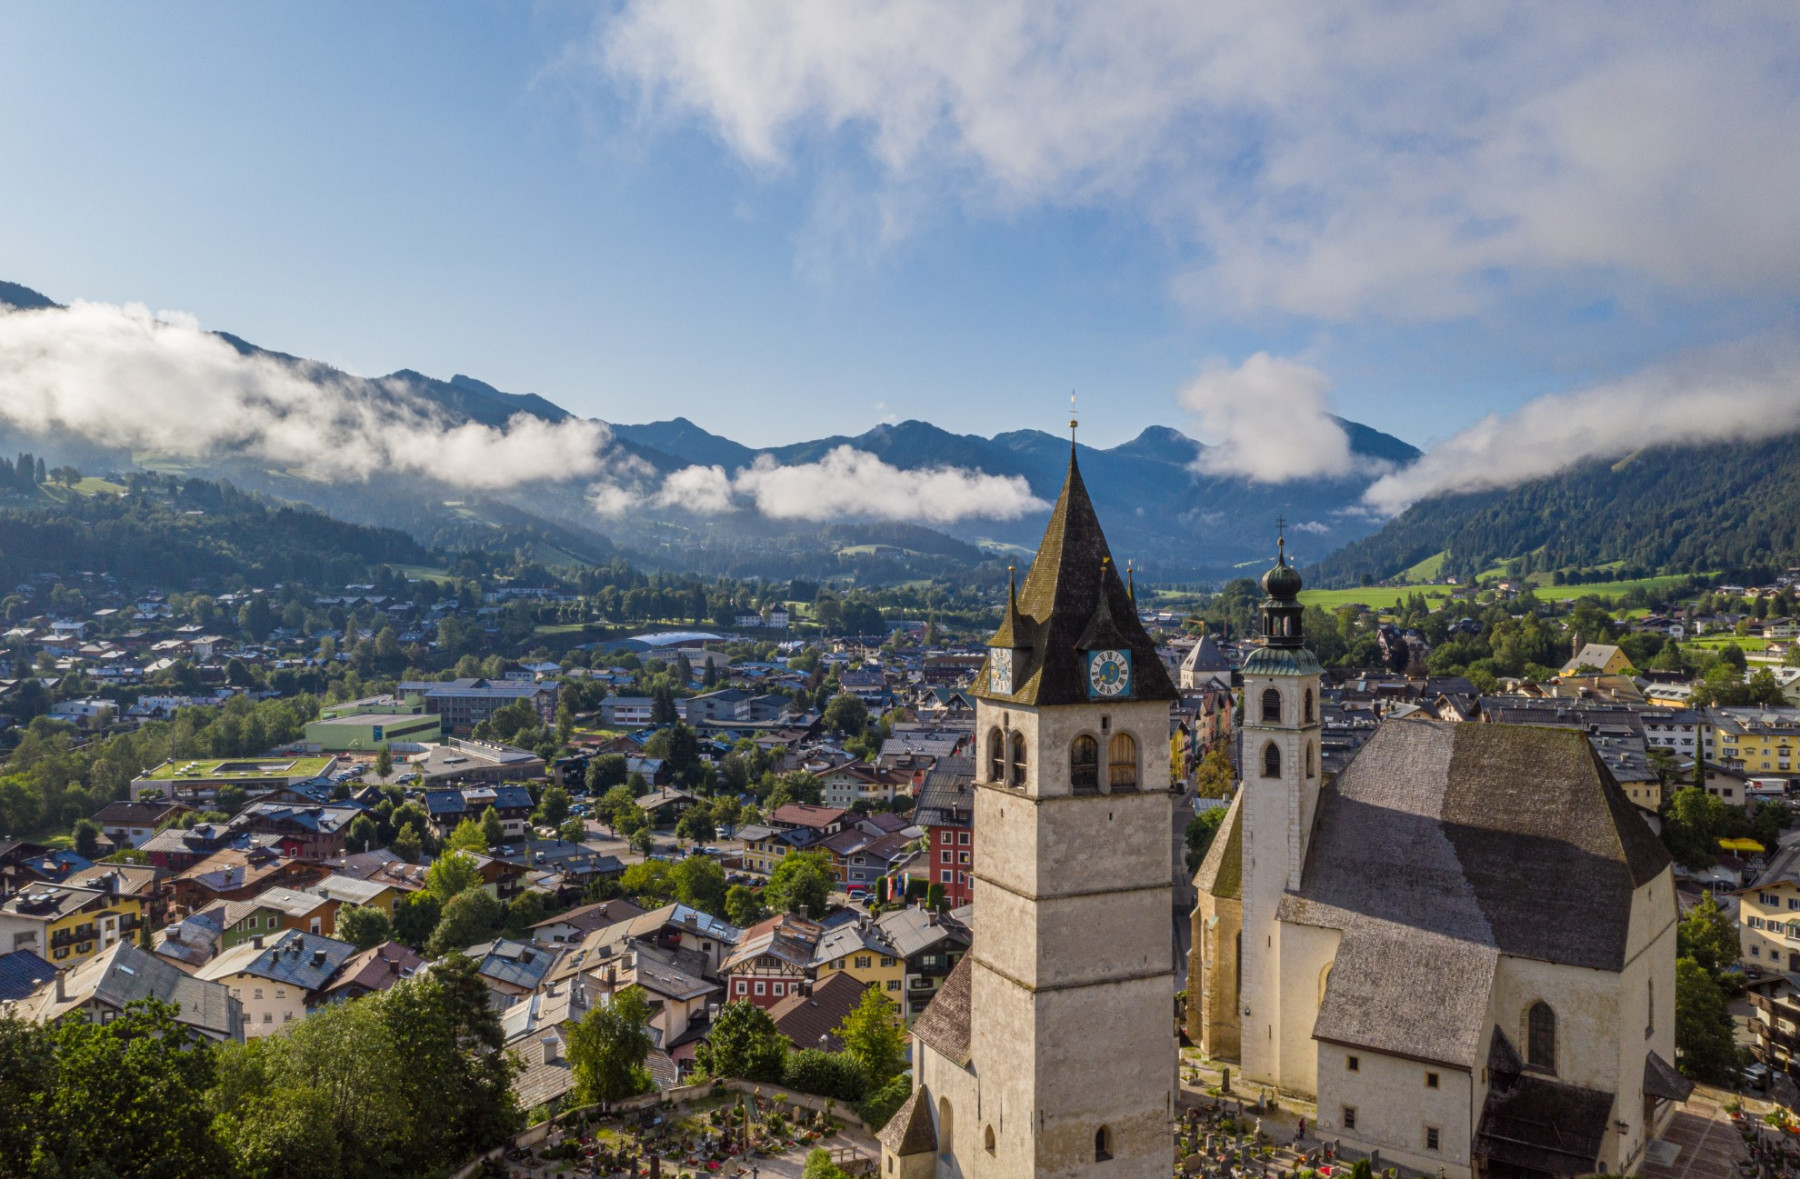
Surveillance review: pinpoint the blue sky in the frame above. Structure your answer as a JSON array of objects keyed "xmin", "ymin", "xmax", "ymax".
[{"xmin": 1, "ymin": 2, "xmax": 1796, "ymax": 487}]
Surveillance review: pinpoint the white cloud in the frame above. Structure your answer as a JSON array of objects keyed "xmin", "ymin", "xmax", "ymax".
[
  {"xmin": 593, "ymin": 2, "xmax": 1800, "ymax": 320},
  {"xmin": 644, "ymin": 446, "xmax": 1045, "ymax": 523},
  {"xmin": 0, "ymin": 300, "xmax": 624, "ymax": 490},
  {"xmin": 1292, "ymin": 520, "xmax": 1330, "ymax": 535},
  {"xmin": 1363, "ymin": 335, "xmax": 1800, "ymax": 514},
  {"xmin": 1177, "ymin": 353, "xmax": 1357, "ymax": 482}
]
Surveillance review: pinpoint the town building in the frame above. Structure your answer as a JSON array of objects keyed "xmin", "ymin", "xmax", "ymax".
[
  {"xmin": 399, "ymin": 677, "xmax": 557, "ymax": 736},
  {"xmin": 194, "ymin": 928, "xmax": 360, "ymax": 1037},
  {"xmin": 913, "ymin": 758, "xmax": 973, "ymax": 908},
  {"xmin": 14, "ymin": 942, "xmax": 243, "ymax": 1041},
  {"xmin": 0, "ymin": 883, "xmax": 145, "ymax": 970}
]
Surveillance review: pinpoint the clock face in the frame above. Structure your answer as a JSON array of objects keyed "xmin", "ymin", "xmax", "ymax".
[
  {"xmin": 990, "ymin": 648, "xmax": 1014, "ymax": 695},
  {"xmin": 1087, "ymin": 649, "xmax": 1131, "ymax": 699}
]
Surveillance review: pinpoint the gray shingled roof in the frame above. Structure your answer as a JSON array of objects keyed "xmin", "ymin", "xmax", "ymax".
[
  {"xmin": 912, "ymin": 952, "xmax": 971, "ymax": 1066},
  {"xmin": 877, "ymin": 1088, "xmax": 938, "ymax": 1156},
  {"xmin": 1280, "ymin": 721, "xmax": 1670, "ymax": 1067}
]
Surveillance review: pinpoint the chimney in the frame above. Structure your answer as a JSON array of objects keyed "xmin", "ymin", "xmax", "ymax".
[
  {"xmin": 251, "ymin": 935, "xmax": 264, "ymax": 950},
  {"xmin": 54, "ymin": 969, "xmax": 66, "ymax": 1003},
  {"xmin": 540, "ymin": 1035, "xmax": 559, "ymax": 1064}
]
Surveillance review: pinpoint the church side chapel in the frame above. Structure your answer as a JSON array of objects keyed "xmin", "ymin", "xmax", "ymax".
[
  {"xmin": 1192, "ymin": 544, "xmax": 1691, "ymax": 1178},
  {"xmin": 882, "ymin": 430, "xmax": 1181, "ymax": 1179}
]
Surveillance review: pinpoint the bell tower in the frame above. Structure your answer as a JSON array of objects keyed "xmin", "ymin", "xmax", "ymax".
[
  {"xmin": 1237, "ymin": 530, "xmax": 1323, "ymax": 1086},
  {"xmin": 907, "ymin": 437, "xmax": 1180, "ymax": 1179}
]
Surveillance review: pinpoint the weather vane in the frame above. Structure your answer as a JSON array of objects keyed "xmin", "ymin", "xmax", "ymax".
[{"xmin": 1069, "ymin": 391, "xmax": 1078, "ymax": 442}]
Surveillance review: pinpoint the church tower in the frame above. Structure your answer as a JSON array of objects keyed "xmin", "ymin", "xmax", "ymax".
[
  {"xmin": 1237, "ymin": 534, "xmax": 1323, "ymax": 1086},
  {"xmin": 897, "ymin": 437, "xmax": 1180, "ymax": 1179}
]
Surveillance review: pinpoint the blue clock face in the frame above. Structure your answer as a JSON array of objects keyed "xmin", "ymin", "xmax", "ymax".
[{"xmin": 1087, "ymin": 649, "xmax": 1131, "ymax": 698}]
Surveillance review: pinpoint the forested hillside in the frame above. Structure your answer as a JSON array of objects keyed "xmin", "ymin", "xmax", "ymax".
[
  {"xmin": 0, "ymin": 473, "xmax": 430, "ymax": 590},
  {"xmin": 1311, "ymin": 432, "xmax": 1800, "ymax": 587}
]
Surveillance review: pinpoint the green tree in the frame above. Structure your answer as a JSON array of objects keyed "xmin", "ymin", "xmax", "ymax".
[
  {"xmin": 767, "ymin": 850, "xmax": 834, "ymax": 918},
  {"xmin": 375, "ymin": 744, "xmax": 394, "ymax": 778},
  {"xmin": 671, "ymin": 854, "xmax": 727, "ymax": 915},
  {"xmin": 725, "ymin": 884, "xmax": 766, "ymax": 927},
  {"xmin": 803, "ymin": 1147, "xmax": 855, "ymax": 1179},
  {"xmin": 337, "ymin": 905, "xmax": 393, "ymax": 951},
  {"xmin": 567, "ymin": 984, "xmax": 657, "ymax": 1104},
  {"xmin": 834, "ymin": 986, "xmax": 906, "ymax": 1088},
  {"xmin": 559, "ymin": 818, "xmax": 588, "ymax": 844},
  {"xmin": 1192, "ymin": 747, "xmax": 1235, "ymax": 799},
  {"xmin": 824, "ymin": 693, "xmax": 870, "ymax": 737},
  {"xmin": 445, "ymin": 817, "xmax": 488, "ymax": 853},
  {"xmin": 765, "ymin": 771, "xmax": 824, "ymax": 811},
  {"xmin": 599, "ymin": 784, "xmax": 639, "ymax": 830},
  {"xmin": 587, "ymin": 754, "xmax": 628, "ymax": 792},
  {"xmin": 675, "ymin": 805, "xmax": 716, "ymax": 843},
  {"xmin": 536, "ymin": 784, "xmax": 572, "ymax": 827},
  {"xmin": 1676, "ymin": 891, "xmax": 1739, "ymax": 974},
  {"xmin": 427, "ymin": 888, "xmax": 503, "ymax": 956},
  {"xmin": 1185, "ymin": 807, "xmax": 1228, "ymax": 874},
  {"xmin": 392, "ymin": 822, "xmax": 423, "ymax": 864},
  {"xmin": 480, "ymin": 807, "xmax": 504, "ymax": 849},
  {"xmin": 620, "ymin": 859, "xmax": 676, "ymax": 904},
  {"xmin": 36, "ymin": 998, "xmax": 226, "ymax": 1178},
  {"xmin": 346, "ymin": 813, "xmax": 379, "ymax": 854},
  {"xmin": 379, "ymin": 953, "xmax": 521, "ymax": 1167},
  {"xmin": 426, "ymin": 849, "xmax": 483, "ymax": 902},
  {"xmin": 72, "ymin": 818, "xmax": 101, "ymax": 860},
  {"xmin": 693, "ymin": 1000, "xmax": 786, "ymax": 1081},
  {"xmin": 392, "ymin": 891, "xmax": 442, "ymax": 950},
  {"xmin": 0, "ymin": 1013, "xmax": 51, "ymax": 1175},
  {"xmin": 1675, "ymin": 956, "xmax": 1741, "ymax": 1083},
  {"xmin": 925, "ymin": 882, "xmax": 946, "ymax": 911}
]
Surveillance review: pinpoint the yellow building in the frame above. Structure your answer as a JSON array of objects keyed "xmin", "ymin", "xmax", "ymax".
[
  {"xmin": 1740, "ymin": 878, "xmax": 1800, "ymax": 972},
  {"xmin": 0, "ymin": 884, "xmax": 146, "ymax": 969},
  {"xmin": 812, "ymin": 921, "xmax": 906, "ymax": 1001},
  {"xmin": 1713, "ymin": 709, "xmax": 1800, "ymax": 776}
]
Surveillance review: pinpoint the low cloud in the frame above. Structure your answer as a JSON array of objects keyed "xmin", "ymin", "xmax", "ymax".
[
  {"xmin": 644, "ymin": 446, "xmax": 1046, "ymax": 523},
  {"xmin": 1178, "ymin": 353, "xmax": 1358, "ymax": 482},
  {"xmin": 1363, "ymin": 335, "xmax": 1800, "ymax": 514},
  {"xmin": 0, "ymin": 300, "xmax": 623, "ymax": 490}
]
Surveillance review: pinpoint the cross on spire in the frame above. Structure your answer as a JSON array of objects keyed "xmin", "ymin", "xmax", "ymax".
[
  {"xmin": 1069, "ymin": 392, "xmax": 1078, "ymax": 446},
  {"xmin": 1276, "ymin": 516, "xmax": 1287, "ymax": 564}
]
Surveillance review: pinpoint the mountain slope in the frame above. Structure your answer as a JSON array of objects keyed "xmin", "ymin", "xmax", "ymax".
[
  {"xmin": 0, "ymin": 276, "xmax": 1422, "ymax": 580},
  {"xmin": 1311, "ymin": 432, "xmax": 1800, "ymax": 587}
]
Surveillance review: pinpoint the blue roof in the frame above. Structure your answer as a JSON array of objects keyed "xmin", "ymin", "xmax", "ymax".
[
  {"xmin": 1240, "ymin": 646, "xmax": 1325, "ymax": 677},
  {"xmin": 229, "ymin": 931, "xmax": 359, "ymax": 991},
  {"xmin": 491, "ymin": 785, "xmax": 535, "ymax": 811},
  {"xmin": 423, "ymin": 790, "xmax": 469, "ymax": 817},
  {"xmin": 468, "ymin": 939, "xmax": 556, "ymax": 990},
  {"xmin": 0, "ymin": 950, "xmax": 56, "ymax": 1001}
]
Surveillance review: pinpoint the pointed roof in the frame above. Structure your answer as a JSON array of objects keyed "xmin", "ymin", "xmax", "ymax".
[
  {"xmin": 912, "ymin": 952, "xmax": 972, "ymax": 1065},
  {"xmin": 978, "ymin": 447, "xmax": 1176, "ymax": 706},
  {"xmin": 877, "ymin": 1088, "xmax": 939, "ymax": 1156},
  {"xmin": 1181, "ymin": 630, "xmax": 1230, "ymax": 674},
  {"xmin": 1192, "ymin": 794, "xmax": 1243, "ymax": 901},
  {"xmin": 987, "ymin": 566, "xmax": 1027, "ymax": 651}
]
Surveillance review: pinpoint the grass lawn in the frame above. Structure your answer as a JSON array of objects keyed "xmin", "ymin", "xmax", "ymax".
[
  {"xmin": 1397, "ymin": 550, "xmax": 1448, "ymax": 583},
  {"xmin": 532, "ymin": 623, "xmax": 589, "ymax": 636},
  {"xmin": 393, "ymin": 564, "xmax": 453, "ymax": 583},
  {"xmin": 1526, "ymin": 574, "xmax": 1698, "ymax": 602},
  {"xmin": 1686, "ymin": 635, "xmax": 1769, "ymax": 651},
  {"xmin": 1299, "ymin": 585, "xmax": 1460, "ymax": 611}
]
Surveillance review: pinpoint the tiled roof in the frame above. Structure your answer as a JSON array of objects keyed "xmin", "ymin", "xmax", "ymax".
[
  {"xmin": 0, "ymin": 950, "xmax": 56, "ymax": 1002},
  {"xmin": 876, "ymin": 1089, "xmax": 937, "ymax": 1156},
  {"xmin": 196, "ymin": 929, "xmax": 360, "ymax": 992},
  {"xmin": 912, "ymin": 952, "xmax": 971, "ymax": 1066},
  {"xmin": 769, "ymin": 972, "xmax": 869, "ymax": 1052},
  {"xmin": 26, "ymin": 943, "xmax": 242, "ymax": 1040}
]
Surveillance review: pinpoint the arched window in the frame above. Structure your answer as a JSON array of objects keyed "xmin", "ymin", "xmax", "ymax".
[
  {"xmin": 984, "ymin": 1126, "xmax": 996, "ymax": 1154},
  {"xmin": 1009, "ymin": 731, "xmax": 1028, "ymax": 788},
  {"xmin": 1304, "ymin": 689, "xmax": 1315, "ymax": 724},
  {"xmin": 1107, "ymin": 733, "xmax": 1137, "ymax": 790},
  {"xmin": 937, "ymin": 1097, "xmax": 954, "ymax": 1158},
  {"xmin": 1262, "ymin": 742, "xmax": 1281, "ymax": 779},
  {"xmin": 1094, "ymin": 1126, "xmax": 1113, "ymax": 1162},
  {"xmin": 987, "ymin": 728, "xmax": 1006, "ymax": 784},
  {"xmin": 1071, "ymin": 735, "xmax": 1100, "ymax": 794},
  {"xmin": 1305, "ymin": 743, "xmax": 1315, "ymax": 779},
  {"xmin": 1527, "ymin": 1002, "xmax": 1557, "ymax": 1072},
  {"xmin": 1261, "ymin": 688, "xmax": 1282, "ymax": 724}
]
